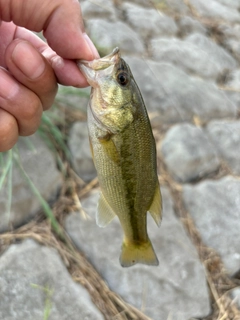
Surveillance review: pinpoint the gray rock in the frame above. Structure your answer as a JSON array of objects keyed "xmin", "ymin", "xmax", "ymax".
[
  {"xmin": 218, "ymin": 24, "xmax": 240, "ymax": 60},
  {"xmin": 217, "ymin": 0, "xmax": 240, "ymax": 9},
  {"xmin": 225, "ymin": 89, "xmax": 240, "ymax": 111},
  {"xmin": 185, "ymin": 33, "xmax": 237, "ymax": 71},
  {"xmin": 150, "ymin": 37, "xmax": 218, "ymax": 79},
  {"xmin": 225, "ymin": 38, "xmax": 240, "ymax": 60},
  {"xmin": 221, "ymin": 69, "xmax": 240, "ymax": 110},
  {"xmin": 224, "ymin": 69, "xmax": 240, "ymax": 90},
  {"xmin": 206, "ymin": 120, "xmax": 240, "ymax": 175},
  {"xmin": 183, "ymin": 176, "xmax": 240, "ymax": 275},
  {"xmin": 0, "ymin": 239, "xmax": 103, "ymax": 320},
  {"xmin": 219, "ymin": 23, "xmax": 240, "ymax": 41},
  {"xmin": 150, "ymin": 36, "xmax": 236, "ymax": 80},
  {"xmin": 164, "ymin": 0, "xmax": 190, "ymax": 14},
  {"xmin": 68, "ymin": 121, "xmax": 96, "ymax": 182},
  {"xmin": 85, "ymin": 19, "xmax": 145, "ymax": 55},
  {"xmin": 81, "ymin": 0, "xmax": 116, "ymax": 21},
  {"xmin": 122, "ymin": 2, "xmax": 178, "ymax": 39},
  {"xmin": 65, "ymin": 188, "xmax": 211, "ymax": 320},
  {"xmin": 123, "ymin": 57, "xmax": 237, "ymax": 124},
  {"xmin": 120, "ymin": 0, "xmax": 154, "ymax": 8},
  {"xmin": 161, "ymin": 123, "xmax": 220, "ymax": 182},
  {"xmin": 177, "ymin": 16, "xmax": 207, "ymax": 36},
  {"xmin": 0, "ymin": 134, "xmax": 62, "ymax": 233},
  {"xmin": 188, "ymin": 0, "xmax": 240, "ymax": 23},
  {"xmin": 230, "ymin": 287, "xmax": 240, "ymax": 308}
]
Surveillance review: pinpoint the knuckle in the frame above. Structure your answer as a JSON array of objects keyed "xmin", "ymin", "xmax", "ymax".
[
  {"xmin": 16, "ymin": 92, "xmax": 43, "ymax": 136},
  {"xmin": 22, "ymin": 97, "xmax": 42, "ymax": 122}
]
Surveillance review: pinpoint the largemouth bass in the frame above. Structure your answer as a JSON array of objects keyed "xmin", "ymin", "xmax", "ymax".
[{"xmin": 77, "ymin": 48, "xmax": 162, "ymax": 267}]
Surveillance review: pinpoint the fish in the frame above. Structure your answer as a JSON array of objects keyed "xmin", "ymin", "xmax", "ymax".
[{"xmin": 77, "ymin": 48, "xmax": 162, "ymax": 267}]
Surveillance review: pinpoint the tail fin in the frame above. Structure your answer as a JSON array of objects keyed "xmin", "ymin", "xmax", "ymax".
[{"xmin": 119, "ymin": 239, "xmax": 159, "ymax": 267}]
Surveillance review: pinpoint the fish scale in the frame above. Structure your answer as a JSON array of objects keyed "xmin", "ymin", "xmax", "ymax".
[{"xmin": 78, "ymin": 48, "xmax": 162, "ymax": 267}]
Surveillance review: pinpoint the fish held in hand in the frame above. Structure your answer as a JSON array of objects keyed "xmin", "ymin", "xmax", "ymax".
[{"xmin": 77, "ymin": 48, "xmax": 162, "ymax": 267}]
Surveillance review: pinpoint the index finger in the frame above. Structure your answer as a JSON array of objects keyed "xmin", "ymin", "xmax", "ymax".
[{"xmin": 0, "ymin": 0, "xmax": 98, "ymax": 60}]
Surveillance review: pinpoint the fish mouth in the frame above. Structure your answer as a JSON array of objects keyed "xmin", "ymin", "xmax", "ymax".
[{"xmin": 77, "ymin": 47, "xmax": 120, "ymax": 87}]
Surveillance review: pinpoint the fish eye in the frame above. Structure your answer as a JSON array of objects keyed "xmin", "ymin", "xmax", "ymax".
[{"xmin": 117, "ymin": 72, "xmax": 129, "ymax": 86}]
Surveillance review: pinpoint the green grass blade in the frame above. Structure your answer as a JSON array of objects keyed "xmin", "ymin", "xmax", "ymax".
[
  {"xmin": 0, "ymin": 153, "xmax": 4, "ymax": 167},
  {"xmin": 13, "ymin": 152, "xmax": 64, "ymax": 238},
  {"xmin": 6, "ymin": 150, "xmax": 13, "ymax": 217},
  {"xmin": 40, "ymin": 113, "xmax": 72, "ymax": 161},
  {"xmin": 0, "ymin": 151, "xmax": 13, "ymax": 191},
  {"xmin": 43, "ymin": 298, "xmax": 52, "ymax": 320},
  {"xmin": 30, "ymin": 284, "xmax": 53, "ymax": 320}
]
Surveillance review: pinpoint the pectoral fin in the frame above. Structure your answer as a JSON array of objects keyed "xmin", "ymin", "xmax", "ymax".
[
  {"xmin": 89, "ymin": 137, "xmax": 94, "ymax": 161},
  {"xmin": 97, "ymin": 193, "xmax": 116, "ymax": 227},
  {"xmin": 148, "ymin": 184, "xmax": 162, "ymax": 227},
  {"xmin": 99, "ymin": 137, "xmax": 120, "ymax": 164}
]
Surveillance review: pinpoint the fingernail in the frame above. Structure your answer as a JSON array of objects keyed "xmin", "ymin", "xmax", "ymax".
[
  {"xmin": 12, "ymin": 41, "xmax": 45, "ymax": 79},
  {"xmin": 83, "ymin": 33, "xmax": 100, "ymax": 59},
  {"xmin": 0, "ymin": 69, "xmax": 19, "ymax": 99}
]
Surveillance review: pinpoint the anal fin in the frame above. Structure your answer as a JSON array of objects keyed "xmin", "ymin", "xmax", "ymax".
[
  {"xmin": 148, "ymin": 184, "xmax": 162, "ymax": 227},
  {"xmin": 97, "ymin": 192, "xmax": 116, "ymax": 227}
]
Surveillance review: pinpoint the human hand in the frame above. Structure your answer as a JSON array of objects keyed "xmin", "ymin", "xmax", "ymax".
[{"xmin": 0, "ymin": 0, "xmax": 99, "ymax": 152}]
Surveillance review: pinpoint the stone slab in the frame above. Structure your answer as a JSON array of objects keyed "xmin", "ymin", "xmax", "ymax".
[
  {"xmin": 0, "ymin": 239, "xmax": 104, "ymax": 320},
  {"xmin": 161, "ymin": 123, "xmax": 220, "ymax": 182},
  {"xmin": 183, "ymin": 176, "xmax": 240, "ymax": 275}
]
